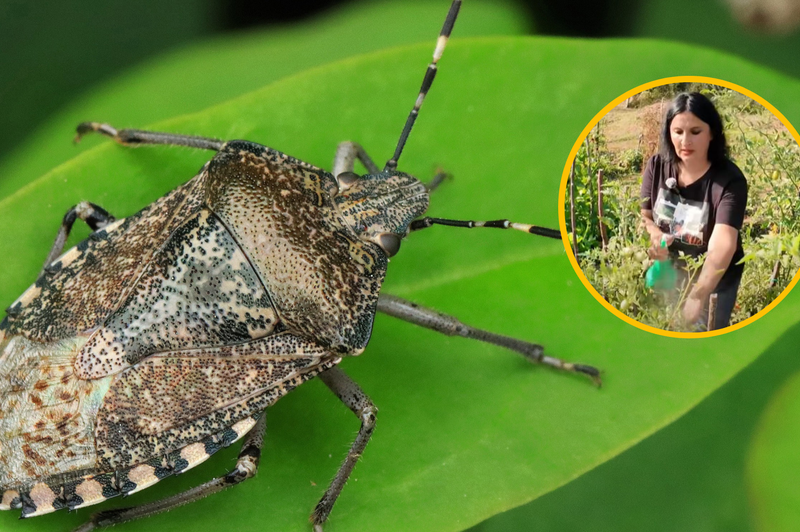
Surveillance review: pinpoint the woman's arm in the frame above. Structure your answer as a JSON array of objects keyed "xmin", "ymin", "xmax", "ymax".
[{"xmin": 682, "ymin": 223, "xmax": 739, "ymax": 322}]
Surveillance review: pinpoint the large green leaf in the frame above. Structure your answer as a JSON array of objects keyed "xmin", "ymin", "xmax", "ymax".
[
  {"xmin": 1, "ymin": 38, "xmax": 800, "ymax": 532},
  {"xmin": 472, "ymin": 322, "xmax": 800, "ymax": 532},
  {"xmin": 746, "ymin": 370, "xmax": 800, "ymax": 532},
  {"xmin": 0, "ymin": 0, "xmax": 529, "ymax": 202}
]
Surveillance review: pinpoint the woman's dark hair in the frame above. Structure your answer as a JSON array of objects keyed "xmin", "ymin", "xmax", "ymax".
[{"xmin": 660, "ymin": 91, "xmax": 729, "ymax": 166}]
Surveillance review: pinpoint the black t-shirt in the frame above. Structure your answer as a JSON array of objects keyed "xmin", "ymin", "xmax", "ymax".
[{"xmin": 640, "ymin": 154, "xmax": 748, "ymax": 290}]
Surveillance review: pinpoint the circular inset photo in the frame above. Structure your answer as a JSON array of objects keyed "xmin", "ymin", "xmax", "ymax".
[{"xmin": 560, "ymin": 77, "xmax": 800, "ymax": 336}]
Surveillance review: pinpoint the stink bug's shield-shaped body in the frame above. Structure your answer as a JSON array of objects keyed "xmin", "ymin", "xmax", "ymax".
[
  {"xmin": 0, "ymin": 2, "xmax": 600, "ymax": 530},
  {"xmin": 0, "ymin": 140, "xmax": 403, "ymax": 517}
]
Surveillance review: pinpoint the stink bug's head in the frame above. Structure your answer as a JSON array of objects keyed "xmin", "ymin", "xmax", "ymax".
[
  {"xmin": 327, "ymin": 0, "xmax": 561, "ymax": 258},
  {"xmin": 324, "ymin": 0, "xmax": 460, "ymax": 259},
  {"xmin": 334, "ymin": 170, "xmax": 429, "ymax": 257}
]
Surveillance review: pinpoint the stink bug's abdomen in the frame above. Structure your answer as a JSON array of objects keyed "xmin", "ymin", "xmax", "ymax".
[{"xmin": 0, "ymin": 335, "xmax": 111, "ymax": 497}]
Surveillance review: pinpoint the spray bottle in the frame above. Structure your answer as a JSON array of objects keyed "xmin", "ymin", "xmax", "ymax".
[{"xmin": 645, "ymin": 235, "xmax": 677, "ymax": 290}]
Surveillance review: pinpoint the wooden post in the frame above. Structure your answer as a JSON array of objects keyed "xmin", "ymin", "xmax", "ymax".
[
  {"xmin": 707, "ymin": 293, "xmax": 719, "ymax": 331},
  {"xmin": 770, "ymin": 259, "xmax": 781, "ymax": 286},
  {"xmin": 569, "ymin": 160, "xmax": 578, "ymax": 257},
  {"xmin": 583, "ymin": 135, "xmax": 594, "ymax": 226},
  {"xmin": 597, "ymin": 169, "xmax": 608, "ymax": 250}
]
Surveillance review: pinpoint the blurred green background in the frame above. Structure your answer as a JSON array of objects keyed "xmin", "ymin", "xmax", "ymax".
[
  {"xmin": 4, "ymin": 0, "xmax": 800, "ymax": 170},
  {"xmin": 2, "ymin": 1, "xmax": 800, "ymax": 531}
]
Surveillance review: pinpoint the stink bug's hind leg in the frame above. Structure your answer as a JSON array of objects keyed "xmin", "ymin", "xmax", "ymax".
[
  {"xmin": 41, "ymin": 201, "xmax": 115, "ymax": 273},
  {"xmin": 72, "ymin": 413, "xmax": 267, "ymax": 532},
  {"xmin": 377, "ymin": 293, "xmax": 602, "ymax": 385},
  {"xmin": 332, "ymin": 141, "xmax": 380, "ymax": 177},
  {"xmin": 75, "ymin": 122, "xmax": 224, "ymax": 151},
  {"xmin": 312, "ymin": 367, "xmax": 377, "ymax": 531}
]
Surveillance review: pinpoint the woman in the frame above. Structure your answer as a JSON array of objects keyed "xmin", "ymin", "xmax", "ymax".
[{"xmin": 641, "ymin": 91, "xmax": 748, "ymax": 330}]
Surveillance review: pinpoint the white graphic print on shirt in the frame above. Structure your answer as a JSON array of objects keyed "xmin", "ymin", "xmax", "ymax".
[{"xmin": 653, "ymin": 187, "xmax": 709, "ymax": 247}]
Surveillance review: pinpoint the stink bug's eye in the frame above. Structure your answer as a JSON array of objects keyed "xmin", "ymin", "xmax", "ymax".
[
  {"xmin": 376, "ymin": 232, "xmax": 402, "ymax": 257},
  {"xmin": 336, "ymin": 171, "xmax": 360, "ymax": 190}
]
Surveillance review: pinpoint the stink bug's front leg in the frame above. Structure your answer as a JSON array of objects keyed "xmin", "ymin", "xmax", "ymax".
[
  {"xmin": 332, "ymin": 141, "xmax": 448, "ymax": 192},
  {"xmin": 74, "ymin": 122, "xmax": 224, "ymax": 151},
  {"xmin": 72, "ymin": 413, "xmax": 267, "ymax": 532},
  {"xmin": 332, "ymin": 141, "xmax": 381, "ymax": 177},
  {"xmin": 42, "ymin": 201, "xmax": 115, "ymax": 273},
  {"xmin": 377, "ymin": 293, "xmax": 601, "ymax": 385},
  {"xmin": 425, "ymin": 169, "xmax": 450, "ymax": 193},
  {"xmin": 312, "ymin": 367, "xmax": 377, "ymax": 531}
]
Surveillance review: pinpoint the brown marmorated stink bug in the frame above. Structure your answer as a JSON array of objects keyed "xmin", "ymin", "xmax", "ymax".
[{"xmin": 0, "ymin": 1, "xmax": 601, "ymax": 531}]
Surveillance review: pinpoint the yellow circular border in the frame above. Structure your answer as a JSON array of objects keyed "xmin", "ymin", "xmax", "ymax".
[{"xmin": 558, "ymin": 75, "xmax": 800, "ymax": 339}]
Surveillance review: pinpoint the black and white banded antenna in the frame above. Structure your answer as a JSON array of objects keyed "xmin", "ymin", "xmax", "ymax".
[
  {"xmin": 392, "ymin": 0, "xmax": 562, "ymax": 242},
  {"xmin": 409, "ymin": 217, "xmax": 563, "ymax": 239},
  {"xmin": 384, "ymin": 0, "xmax": 461, "ymax": 172}
]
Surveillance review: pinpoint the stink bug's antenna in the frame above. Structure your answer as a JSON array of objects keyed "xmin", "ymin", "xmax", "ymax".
[
  {"xmin": 409, "ymin": 217, "xmax": 562, "ymax": 239},
  {"xmin": 384, "ymin": 0, "xmax": 461, "ymax": 172},
  {"xmin": 387, "ymin": 1, "xmax": 561, "ymax": 242}
]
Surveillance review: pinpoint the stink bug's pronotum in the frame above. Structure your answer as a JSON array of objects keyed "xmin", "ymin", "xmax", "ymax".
[{"xmin": 0, "ymin": 2, "xmax": 600, "ymax": 530}]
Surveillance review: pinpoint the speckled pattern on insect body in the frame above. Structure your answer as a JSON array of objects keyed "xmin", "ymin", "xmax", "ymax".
[
  {"xmin": 0, "ymin": 2, "xmax": 601, "ymax": 530},
  {"xmin": 0, "ymin": 139, "xmax": 384, "ymax": 517},
  {"xmin": 206, "ymin": 146, "xmax": 393, "ymax": 353}
]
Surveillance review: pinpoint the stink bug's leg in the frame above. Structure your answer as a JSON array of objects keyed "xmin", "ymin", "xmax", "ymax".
[
  {"xmin": 312, "ymin": 367, "xmax": 377, "ymax": 531},
  {"xmin": 410, "ymin": 216, "xmax": 562, "ymax": 239},
  {"xmin": 71, "ymin": 413, "xmax": 267, "ymax": 532},
  {"xmin": 332, "ymin": 141, "xmax": 380, "ymax": 177},
  {"xmin": 427, "ymin": 169, "xmax": 450, "ymax": 192},
  {"xmin": 74, "ymin": 122, "xmax": 224, "ymax": 151},
  {"xmin": 376, "ymin": 293, "xmax": 602, "ymax": 385},
  {"xmin": 42, "ymin": 201, "xmax": 116, "ymax": 273}
]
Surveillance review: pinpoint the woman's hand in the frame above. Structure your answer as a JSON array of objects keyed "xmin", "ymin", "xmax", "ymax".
[
  {"xmin": 647, "ymin": 233, "xmax": 674, "ymax": 260},
  {"xmin": 641, "ymin": 209, "xmax": 673, "ymax": 260}
]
